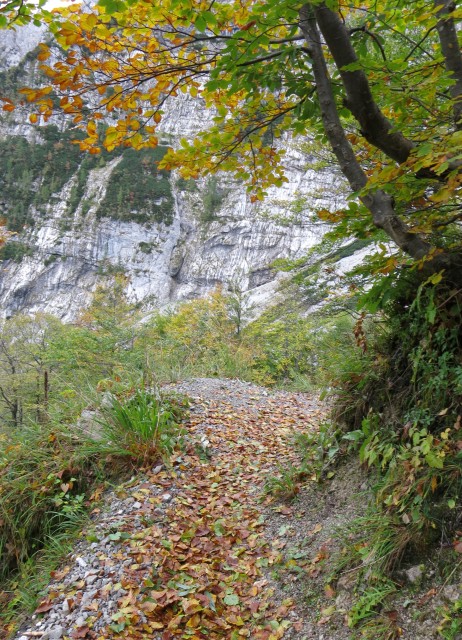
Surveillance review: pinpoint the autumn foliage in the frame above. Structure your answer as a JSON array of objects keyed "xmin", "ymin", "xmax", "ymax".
[{"xmin": 1, "ymin": 0, "xmax": 461, "ymax": 284}]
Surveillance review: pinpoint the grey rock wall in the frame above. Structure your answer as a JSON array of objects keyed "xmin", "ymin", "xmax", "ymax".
[{"xmin": 0, "ymin": 24, "xmax": 342, "ymax": 320}]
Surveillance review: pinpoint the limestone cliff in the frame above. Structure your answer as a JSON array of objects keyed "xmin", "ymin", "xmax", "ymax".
[{"xmin": 0, "ymin": 24, "xmax": 342, "ymax": 320}]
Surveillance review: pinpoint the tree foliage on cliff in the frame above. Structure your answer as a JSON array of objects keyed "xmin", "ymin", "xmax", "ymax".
[{"xmin": 2, "ymin": 0, "xmax": 462, "ymax": 284}]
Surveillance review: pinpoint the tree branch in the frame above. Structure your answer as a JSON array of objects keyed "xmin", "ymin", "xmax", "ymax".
[
  {"xmin": 236, "ymin": 49, "xmax": 289, "ymax": 67},
  {"xmin": 349, "ymin": 26, "xmax": 387, "ymax": 62},
  {"xmin": 434, "ymin": 0, "xmax": 462, "ymax": 129},
  {"xmin": 298, "ymin": 4, "xmax": 437, "ymax": 266},
  {"xmin": 313, "ymin": 2, "xmax": 415, "ymax": 165}
]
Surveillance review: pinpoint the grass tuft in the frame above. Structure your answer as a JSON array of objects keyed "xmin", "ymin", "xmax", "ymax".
[{"xmin": 87, "ymin": 389, "xmax": 186, "ymax": 466}]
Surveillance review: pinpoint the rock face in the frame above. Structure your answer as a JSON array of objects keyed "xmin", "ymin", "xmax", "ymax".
[{"xmin": 0, "ymin": 25, "xmax": 341, "ymax": 320}]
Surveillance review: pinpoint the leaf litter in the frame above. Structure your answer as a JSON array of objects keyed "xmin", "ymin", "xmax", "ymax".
[
  {"xmin": 12, "ymin": 378, "xmax": 455, "ymax": 640},
  {"xmin": 13, "ymin": 379, "xmax": 328, "ymax": 640}
]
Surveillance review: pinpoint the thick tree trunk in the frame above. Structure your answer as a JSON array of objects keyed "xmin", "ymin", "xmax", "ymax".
[
  {"xmin": 311, "ymin": 2, "xmax": 462, "ymax": 181},
  {"xmin": 299, "ymin": 4, "xmax": 462, "ymax": 286},
  {"xmin": 313, "ymin": 3, "xmax": 415, "ymax": 164}
]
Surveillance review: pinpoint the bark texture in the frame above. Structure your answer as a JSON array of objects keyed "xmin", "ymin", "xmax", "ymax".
[
  {"xmin": 434, "ymin": 0, "xmax": 462, "ymax": 129},
  {"xmin": 298, "ymin": 4, "xmax": 462, "ymax": 285}
]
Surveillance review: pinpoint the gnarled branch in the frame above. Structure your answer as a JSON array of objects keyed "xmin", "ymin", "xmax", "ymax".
[{"xmin": 298, "ymin": 4, "xmax": 462, "ymax": 282}]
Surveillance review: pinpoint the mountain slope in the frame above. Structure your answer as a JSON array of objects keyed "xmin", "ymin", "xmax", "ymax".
[{"xmin": 0, "ymin": 24, "xmax": 341, "ymax": 320}]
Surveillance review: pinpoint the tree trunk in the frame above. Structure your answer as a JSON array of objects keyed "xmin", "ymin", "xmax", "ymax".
[{"xmin": 298, "ymin": 4, "xmax": 462, "ymax": 287}]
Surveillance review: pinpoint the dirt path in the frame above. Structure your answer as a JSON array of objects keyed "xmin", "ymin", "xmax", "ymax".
[{"xmin": 14, "ymin": 379, "xmax": 328, "ymax": 640}]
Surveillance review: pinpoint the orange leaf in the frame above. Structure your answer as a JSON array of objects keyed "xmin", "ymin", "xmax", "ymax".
[{"xmin": 35, "ymin": 599, "xmax": 54, "ymax": 613}]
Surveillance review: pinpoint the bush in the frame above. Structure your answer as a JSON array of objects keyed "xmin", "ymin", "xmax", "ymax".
[
  {"xmin": 0, "ymin": 241, "xmax": 34, "ymax": 263},
  {"xmin": 140, "ymin": 290, "xmax": 261, "ymax": 383},
  {"xmin": 89, "ymin": 389, "xmax": 186, "ymax": 466},
  {"xmin": 244, "ymin": 304, "xmax": 322, "ymax": 388},
  {"xmin": 328, "ymin": 273, "xmax": 462, "ymax": 579},
  {"xmin": 200, "ymin": 177, "xmax": 228, "ymax": 223}
]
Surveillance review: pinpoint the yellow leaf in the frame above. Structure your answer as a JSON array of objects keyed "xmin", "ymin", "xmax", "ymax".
[
  {"xmin": 87, "ymin": 121, "xmax": 97, "ymax": 136},
  {"xmin": 84, "ymin": 13, "xmax": 97, "ymax": 30},
  {"xmin": 185, "ymin": 614, "xmax": 201, "ymax": 628},
  {"xmin": 37, "ymin": 44, "xmax": 51, "ymax": 61}
]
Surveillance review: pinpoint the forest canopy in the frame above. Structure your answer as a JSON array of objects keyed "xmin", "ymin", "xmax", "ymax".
[{"xmin": 2, "ymin": 0, "xmax": 462, "ymax": 286}]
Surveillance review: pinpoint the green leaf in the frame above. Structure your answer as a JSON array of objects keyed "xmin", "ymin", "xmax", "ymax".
[
  {"xmin": 97, "ymin": 0, "xmax": 127, "ymax": 13},
  {"xmin": 428, "ymin": 272, "xmax": 443, "ymax": 285},
  {"xmin": 448, "ymin": 499, "xmax": 456, "ymax": 509},
  {"xmin": 425, "ymin": 452, "xmax": 444, "ymax": 469},
  {"xmin": 108, "ymin": 531, "xmax": 130, "ymax": 541},
  {"xmin": 203, "ymin": 10, "xmax": 217, "ymax": 26},
  {"xmin": 213, "ymin": 519, "xmax": 225, "ymax": 537},
  {"xmin": 205, "ymin": 591, "xmax": 216, "ymax": 612},
  {"xmin": 223, "ymin": 593, "xmax": 239, "ymax": 606},
  {"xmin": 194, "ymin": 15, "xmax": 207, "ymax": 32},
  {"xmin": 343, "ymin": 430, "xmax": 364, "ymax": 442}
]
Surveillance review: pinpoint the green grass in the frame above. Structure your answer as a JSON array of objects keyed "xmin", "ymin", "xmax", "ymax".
[
  {"xmin": 1, "ymin": 520, "xmax": 86, "ymax": 630},
  {"xmin": 86, "ymin": 389, "xmax": 187, "ymax": 466},
  {"xmin": 0, "ymin": 422, "xmax": 96, "ymax": 583},
  {"xmin": 332, "ymin": 510, "xmax": 415, "ymax": 579},
  {"xmin": 347, "ymin": 580, "xmax": 396, "ymax": 629},
  {"xmin": 438, "ymin": 594, "xmax": 462, "ymax": 639},
  {"xmin": 0, "ymin": 388, "xmax": 187, "ymax": 629},
  {"xmin": 263, "ymin": 463, "xmax": 309, "ymax": 499}
]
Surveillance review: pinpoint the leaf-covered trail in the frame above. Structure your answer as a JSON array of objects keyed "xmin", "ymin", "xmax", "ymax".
[{"xmin": 15, "ymin": 379, "xmax": 327, "ymax": 640}]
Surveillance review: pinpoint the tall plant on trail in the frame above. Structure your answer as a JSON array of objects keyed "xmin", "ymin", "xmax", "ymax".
[{"xmin": 3, "ymin": 0, "xmax": 462, "ymax": 289}]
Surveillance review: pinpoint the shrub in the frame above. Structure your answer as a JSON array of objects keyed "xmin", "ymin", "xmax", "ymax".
[
  {"xmin": 326, "ymin": 274, "xmax": 462, "ymax": 584},
  {"xmin": 140, "ymin": 290, "xmax": 261, "ymax": 383},
  {"xmin": 200, "ymin": 177, "xmax": 228, "ymax": 223},
  {"xmin": 88, "ymin": 389, "xmax": 186, "ymax": 466},
  {"xmin": 0, "ymin": 423, "xmax": 95, "ymax": 583},
  {"xmin": 0, "ymin": 241, "xmax": 34, "ymax": 263}
]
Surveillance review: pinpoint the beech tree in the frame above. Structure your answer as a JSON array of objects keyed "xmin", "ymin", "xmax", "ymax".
[
  {"xmin": 0, "ymin": 0, "xmax": 47, "ymax": 27},
  {"xmin": 3, "ymin": 0, "xmax": 462, "ymax": 285}
]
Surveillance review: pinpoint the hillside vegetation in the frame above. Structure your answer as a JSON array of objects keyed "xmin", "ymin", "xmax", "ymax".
[
  {"xmin": 0, "ymin": 0, "xmax": 462, "ymax": 636},
  {"xmin": 0, "ymin": 275, "xmax": 460, "ymax": 638}
]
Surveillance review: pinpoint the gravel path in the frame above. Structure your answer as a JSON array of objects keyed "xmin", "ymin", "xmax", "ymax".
[
  {"xmin": 12, "ymin": 378, "xmax": 461, "ymax": 640},
  {"xmin": 13, "ymin": 379, "xmax": 327, "ymax": 640}
]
